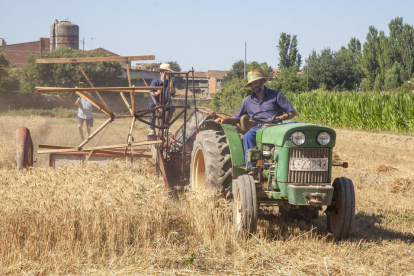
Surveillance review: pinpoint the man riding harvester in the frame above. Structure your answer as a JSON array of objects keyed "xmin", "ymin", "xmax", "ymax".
[{"xmin": 189, "ymin": 70, "xmax": 355, "ymax": 239}]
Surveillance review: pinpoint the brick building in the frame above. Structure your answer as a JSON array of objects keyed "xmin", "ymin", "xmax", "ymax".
[
  {"xmin": 0, "ymin": 38, "xmax": 50, "ymax": 68},
  {"xmin": 207, "ymin": 70, "xmax": 227, "ymax": 93}
]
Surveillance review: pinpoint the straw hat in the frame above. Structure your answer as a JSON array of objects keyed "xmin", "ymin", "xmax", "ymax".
[
  {"xmin": 157, "ymin": 63, "xmax": 174, "ymax": 72},
  {"xmin": 244, "ymin": 69, "xmax": 269, "ymax": 87}
]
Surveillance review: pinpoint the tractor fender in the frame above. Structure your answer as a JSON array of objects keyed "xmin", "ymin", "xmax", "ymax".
[{"xmin": 204, "ymin": 120, "xmax": 245, "ymax": 177}]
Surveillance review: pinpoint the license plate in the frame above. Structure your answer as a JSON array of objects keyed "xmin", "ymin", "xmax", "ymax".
[{"xmin": 289, "ymin": 158, "xmax": 328, "ymax": 171}]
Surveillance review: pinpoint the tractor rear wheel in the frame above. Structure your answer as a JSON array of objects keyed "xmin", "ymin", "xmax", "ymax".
[
  {"xmin": 326, "ymin": 177, "xmax": 355, "ymax": 239},
  {"xmin": 279, "ymin": 205, "xmax": 319, "ymax": 223},
  {"xmin": 15, "ymin": 127, "xmax": 33, "ymax": 170},
  {"xmin": 190, "ymin": 129, "xmax": 232, "ymax": 197},
  {"xmin": 233, "ymin": 175, "xmax": 258, "ymax": 236}
]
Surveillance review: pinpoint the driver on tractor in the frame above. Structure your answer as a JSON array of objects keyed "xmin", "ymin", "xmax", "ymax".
[{"xmin": 215, "ymin": 69, "xmax": 297, "ymax": 166}]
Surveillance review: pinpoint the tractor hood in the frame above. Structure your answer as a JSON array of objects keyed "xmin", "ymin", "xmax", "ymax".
[{"xmin": 257, "ymin": 123, "xmax": 336, "ymax": 148}]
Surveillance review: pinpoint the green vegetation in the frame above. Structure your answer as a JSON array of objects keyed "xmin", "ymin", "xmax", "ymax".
[
  {"xmin": 20, "ymin": 48, "xmax": 124, "ymax": 93},
  {"xmin": 287, "ymin": 91, "xmax": 414, "ymax": 132},
  {"xmin": 0, "ymin": 50, "xmax": 20, "ymax": 93},
  {"xmin": 211, "ymin": 78, "xmax": 414, "ymax": 133}
]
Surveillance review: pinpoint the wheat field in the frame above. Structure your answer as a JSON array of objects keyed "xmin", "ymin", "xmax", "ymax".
[{"xmin": 0, "ymin": 115, "xmax": 413, "ymax": 275}]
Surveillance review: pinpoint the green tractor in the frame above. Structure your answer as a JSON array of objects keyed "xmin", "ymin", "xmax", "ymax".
[{"xmin": 190, "ymin": 111, "xmax": 355, "ymax": 239}]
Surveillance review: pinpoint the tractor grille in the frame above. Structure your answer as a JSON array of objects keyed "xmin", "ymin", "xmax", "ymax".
[{"xmin": 287, "ymin": 148, "xmax": 330, "ymax": 183}]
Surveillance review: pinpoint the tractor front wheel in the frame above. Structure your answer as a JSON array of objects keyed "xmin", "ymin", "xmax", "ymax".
[
  {"xmin": 326, "ymin": 177, "xmax": 355, "ymax": 239},
  {"xmin": 233, "ymin": 175, "xmax": 258, "ymax": 236},
  {"xmin": 190, "ymin": 130, "xmax": 232, "ymax": 197}
]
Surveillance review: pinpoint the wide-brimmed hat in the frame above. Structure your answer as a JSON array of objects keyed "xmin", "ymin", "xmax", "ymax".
[
  {"xmin": 244, "ymin": 69, "xmax": 269, "ymax": 87},
  {"xmin": 157, "ymin": 63, "xmax": 174, "ymax": 72}
]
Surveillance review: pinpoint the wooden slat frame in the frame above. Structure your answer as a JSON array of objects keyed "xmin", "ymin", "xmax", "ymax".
[
  {"xmin": 36, "ymin": 55, "xmax": 155, "ymax": 64},
  {"xmin": 77, "ymin": 65, "xmax": 111, "ymax": 113},
  {"xmin": 36, "ymin": 86, "xmax": 162, "ymax": 92},
  {"xmin": 78, "ymin": 117, "xmax": 113, "ymax": 148},
  {"xmin": 75, "ymin": 91, "xmax": 111, "ymax": 116},
  {"xmin": 38, "ymin": 140, "xmax": 162, "ymax": 154}
]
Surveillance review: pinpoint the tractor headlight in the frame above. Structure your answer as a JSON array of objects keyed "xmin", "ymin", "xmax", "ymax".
[
  {"xmin": 317, "ymin": 131, "xmax": 331, "ymax": 146},
  {"xmin": 290, "ymin": 131, "xmax": 305, "ymax": 145}
]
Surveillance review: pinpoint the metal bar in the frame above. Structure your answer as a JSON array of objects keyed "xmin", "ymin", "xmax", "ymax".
[
  {"xmin": 78, "ymin": 117, "xmax": 113, "ymax": 149},
  {"xmin": 182, "ymin": 71, "xmax": 189, "ymax": 173},
  {"xmin": 36, "ymin": 55, "xmax": 155, "ymax": 64},
  {"xmin": 77, "ymin": 64, "xmax": 111, "ymax": 113},
  {"xmin": 75, "ymin": 91, "xmax": 112, "ymax": 117},
  {"xmin": 160, "ymin": 73, "xmax": 167, "ymax": 161},
  {"xmin": 167, "ymin": 106, "xmax": 190, "ymax": 126},
  {"xmin": 192, "ymin": 69, "xmax": 198, "ymax": 135}
]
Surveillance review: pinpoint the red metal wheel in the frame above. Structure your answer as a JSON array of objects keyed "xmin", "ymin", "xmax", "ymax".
[{"xmin": 15, "ymin": 127, "xmax": 33, "ymax": 169}]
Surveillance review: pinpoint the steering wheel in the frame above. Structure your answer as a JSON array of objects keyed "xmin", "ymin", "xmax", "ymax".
[{"xmin": 251, "ymin": 110, "xmax": 285, "ymax": 124}]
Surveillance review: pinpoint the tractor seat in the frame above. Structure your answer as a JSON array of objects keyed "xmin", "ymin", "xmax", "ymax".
[{"xmin": 240, "ymin": 114, "xmax": 256, "ymax": 134}]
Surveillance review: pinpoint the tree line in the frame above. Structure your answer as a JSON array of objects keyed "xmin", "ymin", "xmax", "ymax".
[
  {"xmin": 223, "ymin": 17, "xmax": 414, "ymax": 93},
  {"xmin": 0, "ymin": 47, "xmax": 184, "ymax": 93}
]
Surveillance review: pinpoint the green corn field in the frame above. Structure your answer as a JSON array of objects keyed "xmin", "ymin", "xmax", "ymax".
[{"xmin": 286, "ymin": 91, "xmax": 414, "ymax": 133}]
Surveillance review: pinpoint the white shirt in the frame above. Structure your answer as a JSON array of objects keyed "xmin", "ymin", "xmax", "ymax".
[{"xmin": 78, "ymin": 98, "xmax": 93, "ymax": 119}]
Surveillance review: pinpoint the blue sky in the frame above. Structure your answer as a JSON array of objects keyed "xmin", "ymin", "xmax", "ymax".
[{"xmin": 1, "ymin": 0, "xmax": 413, "ymax": 71}]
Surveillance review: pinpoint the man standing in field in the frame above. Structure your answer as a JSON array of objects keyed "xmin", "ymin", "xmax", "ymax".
[
  {"xmin": 215, "ymin": 69, "xmax": 296, "ymax": 166},
  {"xmin": 147, "ymin": 63, "xmax": 176, "ymax": 134},
  {"xmin": 75, "ymin": 92, "xmax": 93, "ymax": 141}
]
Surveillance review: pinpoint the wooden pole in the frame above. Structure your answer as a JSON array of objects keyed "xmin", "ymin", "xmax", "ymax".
[
  {"xmin": 36, "ymin": 55, "xmax": 155, "ymax": 64},
  {"xmin": 78, "ymin": 117, "xmax": 113, "ymax": 149},
  {"xmin": 77, "ymin": 64, "xmax": 111, "ymax": 113},
  {"xmin": 125, "ymin": 117, "xmax": 136, "ymax": 156},
  {"xmin": 36, "ymin": 86, "xmax": 163, "ymax": 92},
  {"xmin": 83, "ymin": 122, "xmax": 111, "ymax": 165},
  {"xmin": 120, "ymin": 91, "xmax": 133, "ymax": 115},
  {"xmin": 143, "ymin": 78, "xmax": 158, "ymax": 105},
  {"xmin": 38, "ymin": 140, "xmax": 163, "ymax": 154},
  {"xmin": 75, "ymin": 90, "xmax": 112, "ymax": 116}
]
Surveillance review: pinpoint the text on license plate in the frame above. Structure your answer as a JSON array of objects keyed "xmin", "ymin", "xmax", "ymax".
[{"xmin": 289, "ymin": 158, "xmax": 329, "ymax": 171}]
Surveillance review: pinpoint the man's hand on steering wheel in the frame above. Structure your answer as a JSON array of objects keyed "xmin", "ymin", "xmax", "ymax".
[{"xmin": 251, "ymin": 110, "xmax": 288, "ymax": 124}]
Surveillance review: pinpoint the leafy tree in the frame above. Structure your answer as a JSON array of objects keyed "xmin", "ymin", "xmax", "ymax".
[
  {"xmin": 384, "ymin": 62, "xmax": 402, "ymax": 90},
  {"xmin": 305, "ymin": 47, "xmax": 357, "ymax": 91},
  {"xmin": 277, "ymin": 33, "xmax": 302, "ymax": 69},
  {"xmin": 360, "ymin": 18, "xmax": 414, "ymax": 90},
  {"xmin": 268, "ymin": 66, "xmax": 305, "ymax": 93},
  {"xmin": 223, "ymin": 60, "xmax": 245, "ymax": 83},
  {"xmin": 374, "ymin": 74, "xmax": 382, "ymax": 91},
  {"xmin": 361, "ymin": 26, "xmax": 381, "ymax": 87},
  {"xmin": 211, "ymin": 78, "xmax": 250, "ymax": 114},
  {"xmin": 21, "ymin": 48, "xmax": 123, "ymax": 93},
  {"xmin": 359, "ymin": 78, "xmax": 371, "ymax": 91},
  {"xmin": 0, "ymin": 50, "xmax": 20, "ymax": 93},
  {"xmin": 347, "ymin": 37, "xmax": 363, "ymax": 86},
  {"xmin": 246, "ymin": 62, "xmax": 274, "ymax": 77}
]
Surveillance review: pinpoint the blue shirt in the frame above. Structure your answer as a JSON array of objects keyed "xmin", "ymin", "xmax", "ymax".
[
  {"xmin": 149, "ymin": 78, "xmax": 175, "ymax": 105},
  {"xmin": 234, "ymin": 87, "xmax": 296, "ymax": 120}
]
